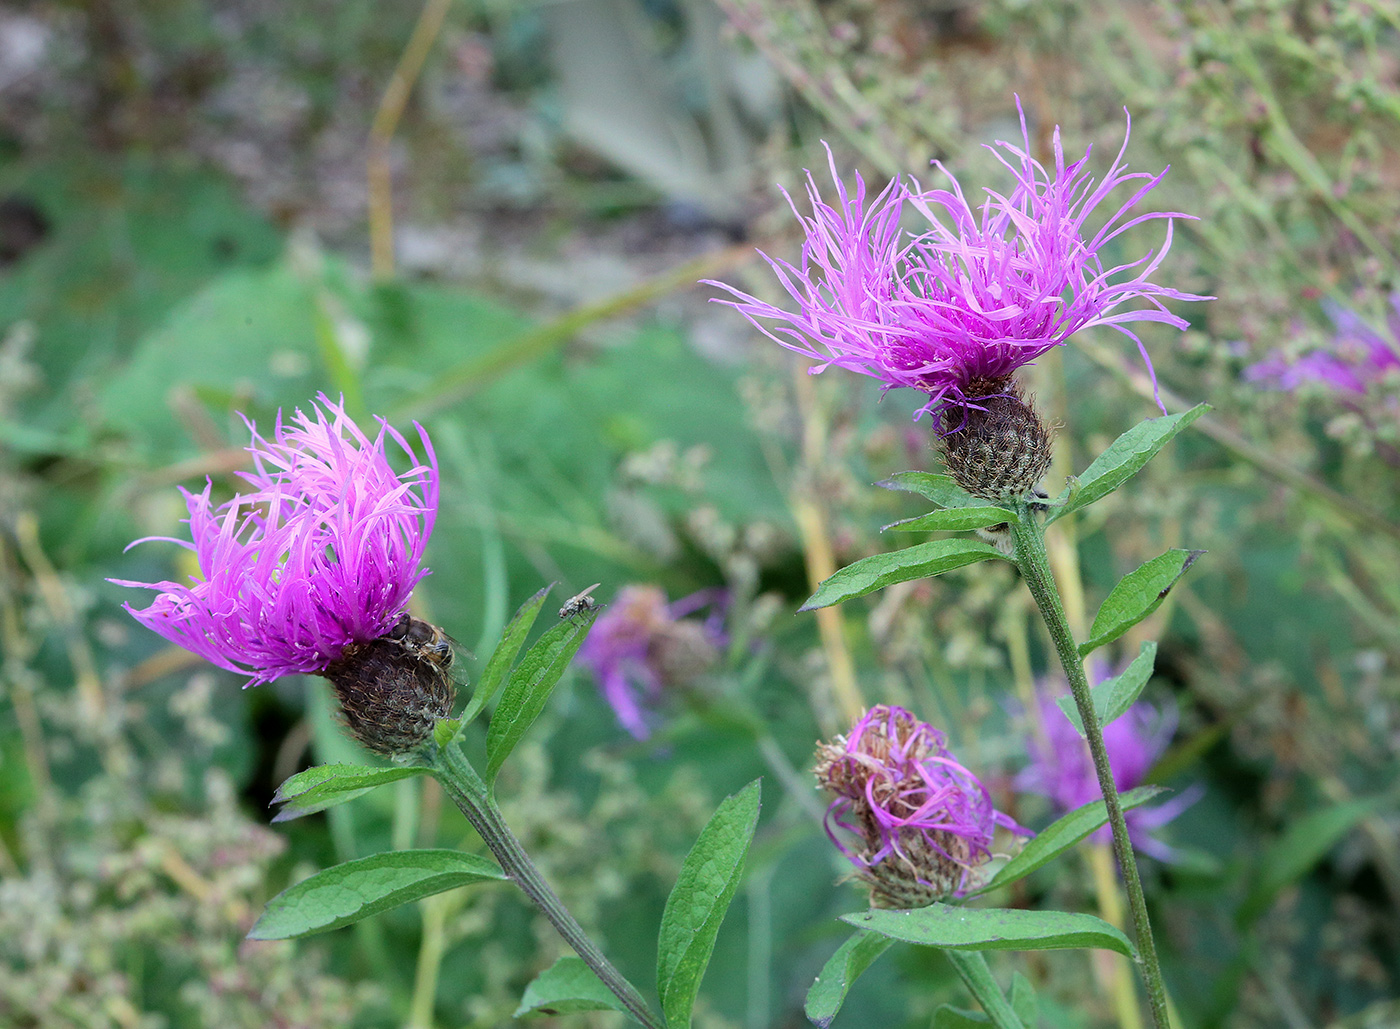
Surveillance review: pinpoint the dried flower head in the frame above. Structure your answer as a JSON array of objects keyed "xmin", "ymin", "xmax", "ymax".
[
  {"xmin": 578, "ymin": 585, "xmax": 725, "ymax": 739},
  {"xmin": 114, "ymin": 394, "xmax": 452, "ymax": 754},
  {"xmin": 814, "ymin": 705, "xmax": 1024, "ymax": 908},
  {"xmin": 710, "ymin": 101, "xmax": 1208, "ymax": 421},
  {"xmin": 1018, "ymin": 672, "xmax": 1196, "ymax": 860}
]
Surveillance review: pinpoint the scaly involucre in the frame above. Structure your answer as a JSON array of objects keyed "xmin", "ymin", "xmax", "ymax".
[
  {"xmin": 815, "ymin": 705, "xmax": 1022, "ymax": 906},
  {"xmin": 711, "ymin": 102, "xmax": 1208, "ymax": 417},
  {"xmin": 115, "ymin": 394, "xmax": 439, "ymax": 685}
]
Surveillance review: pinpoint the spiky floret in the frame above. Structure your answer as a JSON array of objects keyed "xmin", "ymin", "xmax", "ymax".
[
  {"xmin": 814, "ymin": 705, "xmax": 1025, "ymax": 908},
  {"xmin": 113, "ymin": 394, "xmax": 439, "ymax": 686},
  {"xmin": 710, "ymin": 101, "xmax": 1209, "ymax": 419}
]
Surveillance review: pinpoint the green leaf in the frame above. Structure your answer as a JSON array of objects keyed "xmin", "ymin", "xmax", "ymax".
[
  {"xmin": 485, "ymin": 607, "xmax": 598, "ymax": 784},
  {"xmin": 879, "ymin": 472, "xmax": 987, "ymax": 509},
  {"xmin": 461, "ymin": 584, "xmax": 553, "ymax": 727},
  {"xmin": 1009, "ymin": 973, "xmax": 1038, "ymax": 1027},
  {"xmin": 513, "ymin": 956, "xmax": 625, "ymax": 1017},
  {"xmin": 1046, "ymin": 404, "xmax": 1209, "ymax": 524},
  {"xmin": 842, "ymin": 904, "xmax": 1136, "ymax": 957},
  {"xmin": 1055, "ymin": 642, "xmax": 1159, "ymax": 738},
  {"xmin": 973, "ymin": 786, "xmax": 1166, "ymax": 896},
  {"xmin": 933, "ymin": 1006, "xmax": 992, "ymax": 1028},
  {"xmin": 248, "ymin": 849, "xmax": 506, "ymax": 940},
  {"xmin": 801, "ymin": 539, "xmax": 1004, "ymax": 611},
  {"xmin": 1239, "ymin": 794, "xmax": 1393, "ymax": 925},
  {"xmin": 657, "ymin": 779, "xmax": 761, "ymax": 1029},
  {"xmin": 804, "ymin": 930, "xmax": 894, "ymax": 1028},
  {"xmin": 270, "ymin": 764, "xmax": 431, "ymax": 822},
  {"xmin": 1079, "ymin": 550, "xmax": 1202, "ymax": 655},
  {"xmin": 885, "ymin": 507, "xmax": 1017, "ymax": 533}
]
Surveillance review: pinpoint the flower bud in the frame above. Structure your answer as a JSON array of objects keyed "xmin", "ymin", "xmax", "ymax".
[
  {"xmin": 939, "ymin": 378, "xmax": 1052, "ymax": 502},
  {"xmin": 814, "ymin": 705, "xmax": 1023, "ymax": 908}
]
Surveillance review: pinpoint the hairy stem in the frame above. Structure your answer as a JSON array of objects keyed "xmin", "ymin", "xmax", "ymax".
[
  {"xmin": 944, "ymin": 949, "xmax": 1023, "ymax": 1029},
  {"xmin": 1010, "ymin": 507, "xmax": 1171, "ymax": 1029},
  {"xmin": 433, "ymin": 743, "xmax": 665, "ymax": 1029}
]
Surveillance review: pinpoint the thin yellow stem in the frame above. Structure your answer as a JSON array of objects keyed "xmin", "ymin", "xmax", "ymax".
[
  {"xmin": 1088, "ymin": 843, "xmax": 1146, "ymax": 1029},
  {"xmin": 368, "ymin": 0, "xmax": 453, "ymax": 280}
]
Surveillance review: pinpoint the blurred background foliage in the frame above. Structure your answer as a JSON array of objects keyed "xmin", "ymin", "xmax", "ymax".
[{"xmin": 1, "ymin": 0, "xmax": 1399, "ymax": 1026}]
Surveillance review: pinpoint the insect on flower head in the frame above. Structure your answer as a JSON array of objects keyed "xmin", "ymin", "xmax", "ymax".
[{"xmin": 113, "ymin": 393, "xmax": 454, "ymax": 755}]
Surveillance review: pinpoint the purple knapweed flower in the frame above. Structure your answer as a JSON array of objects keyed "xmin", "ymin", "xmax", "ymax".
[
  {"xmin": 1245, "ymin": 293, "xmax": 1400, "ymax": 395},
  {"xmin": 578, "ymin": 585, "xmax": 725, "ymax": 739},
  {"xmin": 113, "ymin": 394, "xmax": 439, "ymax": 686},
  {"xmin": 1018, "ymin": 673, "xmax": 1196, "ymax": 861},
  {"xmin": 814, "ymin": 704, "xmax": 1027, "ymax": 908},
  {"xmin": 709, "ymin": 101, "xmax": 1209, "ymax": 419}
]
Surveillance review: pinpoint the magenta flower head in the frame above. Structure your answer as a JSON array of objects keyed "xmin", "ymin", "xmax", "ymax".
[
  {"xmin": 710, "ymin": 102, "xmax": 1209, "ymax": 500},
  {"xmin": 814, "ymin": 704, "xmax": 1026, "ymax": 908},
  {"xmin": 578, "ymin": 586, "xmax": 725, "ymax": 739},
  {"xmin": 113, "ymin": 394, "xmax": 453, "ymax": 755},
  {"xmin": 1018, "ymin": 672, "xmax": 1196, "ymax": 860},
  {"xmin": 1245, "ymin": 292, "xmax": 1400, "ymax": 395}
]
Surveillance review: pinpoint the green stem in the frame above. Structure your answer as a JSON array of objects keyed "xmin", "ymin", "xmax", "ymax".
[
  {"xmin": 433, "ymin": 743, "xmax": 666, "ymax": 1029},
  {"xmin": 944, "ymin": 950, "xmax": 1024, "ymax": 1029},
  {"xmin": 1010, "ymin": 508, "xmax": 1171, "ymax": 1029}
]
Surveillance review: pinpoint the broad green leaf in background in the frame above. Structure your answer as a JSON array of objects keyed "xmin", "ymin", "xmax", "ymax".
[
  {"xmin": 971, "ymin": 785, "xmax": 1167, "ymax": 896},
  {"xmin": 460, "ymin": 583, "xmax": 553, "ymax": 727},
  {"xmin": 1238, "ymin": 793, "xmax": 1393, "ymax": 925},
  {"xmin": 884, "ymin": 507, "xmax": 1018, "ymax": 533},
  {"xmin": 1055, "ymin": 643, "xmax": 1160, "ymax": 738},
  {"xmin": 248, "ymin": 850, "xmax": 506, "ymax": 940},
  {"xmin": 801, "ymin": 540, "xmax": 1004, "ymax": 611},
  {"xmin": 657, "ymin": 779, "xmax": 761, "ymax": 1029},
  {"xmin": 1046, "ymin": 404, "xmax": 1209, "ymax": 524},
  {"xmin": 932, "ymin": 1006, "xmax": 993, "ymax": 1028},
  {"xmin": 1079, "ymin": 550, "xmax": 1203, "ymax": 655},
  {"xmin": 1009, "ymin": 972, "xmax": 1038, "ymax": 1026},
  {"xmin": 878, "ymin": 472, "xmax": 991, "ymax": 510},
  {"xmin": 804, "ymin": 930, "xmax": 894, "ymax": 1028},
  {"xmin": 514, "ymin": 956, "xmax": 626, "ymax": 1017},
  {"xmin": 841, "ymin": 905, "xmax": 1136, "ymax": 957},
  {"xmin": 485, "ymin": 607, "xmax": 598, "ymax": 784},
  {"xmin": 270, "ymin": 764, "xmax": 431, "ymax": 822}
]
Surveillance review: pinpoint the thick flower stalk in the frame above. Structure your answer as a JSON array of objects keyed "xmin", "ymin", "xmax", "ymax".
[
  {"xmin": 814, "ymin": 704, "xmax": 1024, "ymax": 908},
  {"xmin": 578, "ymin": 585, "xmax": 725, "ymax": 738},
  {"xmin": 114, "ymin": 394, "xmax": 452, "ymax": 754},
  {"xmin": 1020, "ymin": 675, "xmax": 1197, "ymax": 860}
]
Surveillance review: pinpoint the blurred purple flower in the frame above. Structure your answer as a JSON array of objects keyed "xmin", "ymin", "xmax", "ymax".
[
  {"xmin": 1245, "ymin": 293, "xmax": 1400, "ymax": 394},
  {"xmin": 578, "ymin": 585, "xmax": 725, "ymax": 739},
  {"xmin": 709, "ymin": 101, "xmax": 1208, "ymax": 419},
  {"xmin": 815, "ymin": 705, "xmax": 1026, "ymax": 907},
  {"xmin": 1018, "ymin": 669, "xmax": 1195, "ymax": 860},
  {"xmin": 114, "ymin": 394, "xmax": 439, "ymax": 685}
]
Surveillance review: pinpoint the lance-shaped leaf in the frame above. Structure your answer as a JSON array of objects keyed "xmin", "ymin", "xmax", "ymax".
[
  {"xmin": 1056, "ymin": 642, "xmax": 1158, "ymax": 738},
  {"xmin": 461, "ymin": 584, "xmax": 553, "ymax": 727},
  {"xmin": 841, "ymin": 904, "xmax": 1136, "ymax": 957},
  {"xmin": 485, "ymin": 607, "xmax": 598, "ymax": 784},
  {"xmin": 801, "ymin": 539, "xmax": 1004, "ymax": 611},
  {"xmin": 1047, "ymin": 404, "xmax": 1208, "ymax": 524},
  {"xmin": 1238, "ymin": 793, "xmax": 1394, "ymax": 925},
  {"xmin": 248, "ymin": 849, "xmax": 506, "ymax": 940},
  {"xmin": 804, "ymin": 930, "xmax": 894, "ymax": 1028},
  {"xmin": 884, "ymin": 507, "xmax": 1017, "ymax": 533},
  {"xmin": 1009, "ymin": 973, "xmax": 1038, "ymax": 1027},
  {"xmin": 970, "ymin": 785, "xmax": 1167, "ymax": 896},
  {"xmin": 657, "ymin": 779, "xmax": 761, "ymax": 1029},
  {"xmin": 1079, "ymin": 550, "xmax": 1202, "ymax": 655},
  {"xmin": 514, "ymin": 956, "xmax": 625, "ymax": 1017},
  {"xmin": 271, "ymin": 764, "xmax": 431, "ymax": 822},
  {"xmin": 878, "ymin": 471, "xmax": 987, "ymax": 509}
]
